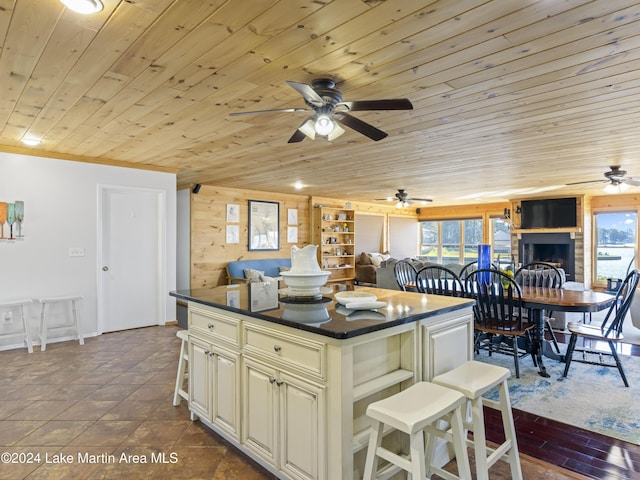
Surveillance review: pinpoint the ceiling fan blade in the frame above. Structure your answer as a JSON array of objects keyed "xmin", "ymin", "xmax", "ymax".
[
  {"xmin": 623, "ymin": 178, "xmax": 640, "ymax": 186},
  {"xmin": 287, "ymin": 129, "xmax": 307, "ymax": 143},
  {"xmin": 335, "ymin": 98, "xmax": 413, "ymax": 112},
  {"xmin": 565, "ymin": 179, "xmax": 605, "ymax": 186},
  {"xmin": 333, "ymin": 113, "xmax": 388, "ymax": 141},
  {"xmin": 286, "ymin": 81, "xmax": 324, "ymax": 106},
  {"xmin": 409, "ymin": 197, "xmax": 433, "ymax": 203},
  {"xmin": 229, "ymin": 107, "xmax": 307, "ymax": 117}
]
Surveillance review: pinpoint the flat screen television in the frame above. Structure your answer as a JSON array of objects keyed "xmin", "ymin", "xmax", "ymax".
[{"xmin": 520, "ymin": 197, "xmax": 577, "ymax": 229}]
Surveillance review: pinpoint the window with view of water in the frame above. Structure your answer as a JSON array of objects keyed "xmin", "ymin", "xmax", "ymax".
[
  {"xmin": 420, "ymin": 219, "xmax": 483, "ymax": 263},
  {"xmin": 594, "ymin": 211, "xmax": 637, "ymax": 282},
  {"xmin": 492, "ymin": 217, "xmax": 512, "ymax": 265}
]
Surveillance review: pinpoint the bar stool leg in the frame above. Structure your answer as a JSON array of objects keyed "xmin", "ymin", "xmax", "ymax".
[
  {"xmin": 362, "ymin": 420, "xmax": 382, "ymax": 480},
  {"xmin": 173, "ymin": 331, "xmax": 189, "ymax": 406},
  {"xmin": 40, "ymin": 302, "xmax": 49, "ymax": 352},
  {"xmin": 19, "ymin": 304, "xmax": 33, "ymax": 353},
  {"xmin": 499, "ymin": 381, "xmax": 522, "ymax": 478},
  {"xmin": 72, "ymin": 299, "xmax": 84, "ymax": 345}
]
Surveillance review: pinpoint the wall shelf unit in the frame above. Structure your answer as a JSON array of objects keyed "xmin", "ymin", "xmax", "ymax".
[{"xmin": 312, "ymin": 206, "xmax": 356, "ymax": 282}]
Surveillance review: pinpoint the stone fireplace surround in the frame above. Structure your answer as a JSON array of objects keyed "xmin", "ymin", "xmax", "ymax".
[{"xmin": 518, "ymin": 233, "xmax": 575, "ymax": 281}]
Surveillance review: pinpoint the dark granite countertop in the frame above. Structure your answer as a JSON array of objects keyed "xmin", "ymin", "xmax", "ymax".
[{"xmin": 170, "ymin": 283, "xmax": 474, "ymax": 339}]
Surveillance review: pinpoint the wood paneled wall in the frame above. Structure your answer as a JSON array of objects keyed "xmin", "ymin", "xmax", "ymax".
[{"xmin": 191, "ymin": 185, "xmax": 311, "ymax": 288}]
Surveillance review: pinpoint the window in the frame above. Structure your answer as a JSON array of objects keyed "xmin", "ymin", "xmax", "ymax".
[
  {"xmin": 420, "ymin": 219, "xmax": 483, "ymax": 263},
  {"xmin": 593, "ymin": 211, "xmax": 637, "ymax": 282},
  {"xmin": 492, "ymin": 217, "xmax": 512, "ymax": 265}
]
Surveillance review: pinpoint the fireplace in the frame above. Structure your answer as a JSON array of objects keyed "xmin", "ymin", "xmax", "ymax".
[{"xmin": 518, "ymin": 233, "xmax": 575, "ymax": 281}]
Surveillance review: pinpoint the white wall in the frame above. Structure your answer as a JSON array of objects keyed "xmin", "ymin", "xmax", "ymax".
[
  {"xmin": 0, "ymin": 152, "xmax": 176, "ymax": 350},
  {"xmin": 176, "ymin": 188, "xmax": 191, "ymax": 290}
]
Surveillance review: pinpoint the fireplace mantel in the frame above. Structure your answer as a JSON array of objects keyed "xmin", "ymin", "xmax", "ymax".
[{"xmin": 513, "ymin": 227, "xmax": 582, "ymax": 235}]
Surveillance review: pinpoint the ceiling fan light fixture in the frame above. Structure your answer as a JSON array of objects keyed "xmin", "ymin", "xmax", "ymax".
[
  {"xmin": 314, "ymin": 115, "xmax": 334, "ymax": 136},
  {"xmin": 396, "ymin": 201, "xmax": 410, "ymax": 208},
  {"xmin": 604, "ymin": 182, "xmax": 629, "ymax": 194},
  {"xmin": 59, "ymin": 0, "xmax": 103, "ymax": 14}
]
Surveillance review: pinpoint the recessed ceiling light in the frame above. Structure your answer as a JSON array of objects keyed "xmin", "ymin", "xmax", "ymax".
[
  {"xmin": 59, "ymin": 0, "xmax": 104, "ymax": 14},
  {"xmin": 294, "ymin": 182, "xmax": 304, "ymax": 190},
  {"xmin": 21, "ymin": 136, "xmax": 41, "ymax": 146}
]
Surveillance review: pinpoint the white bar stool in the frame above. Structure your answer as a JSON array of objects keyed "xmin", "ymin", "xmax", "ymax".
[
  {"xmin": 37, "ymin": 295, "xmax": 84, "ymax": 351},
  {"xmin": 173, "ymin": 329, "xmax": 189, "ymax": 406},
  {"xmin": 362, "ymin": 381, "xmax": 472, "ymax": 480},
  {"xmin": 432, "ymin": 361, "xmax": 523, "ymax": 480},
  {"xmin": 0, "ymin": 299, "xmax": 34, "ymax": 353}
]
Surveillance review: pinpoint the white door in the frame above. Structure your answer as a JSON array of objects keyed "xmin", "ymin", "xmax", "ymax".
[{"xmin": 98, "ymin": 186, "xmax": 164, "ymax": 333}]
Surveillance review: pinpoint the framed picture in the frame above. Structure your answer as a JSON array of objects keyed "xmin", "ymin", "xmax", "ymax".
[
  {"xmin": 287, "ymin": 226, "xmax": 298, "ymax": 243},
  {"xmin": 226, "ymin": 225, "xmax": 239, "ymax": 244},
  {"xmin": 288, "ymin": 208, "xmax": 298, "ymax": 225},
  {"xmin": 248, "ymin": 200, "xmax": 279, "ymax": 251},
  {"xmin": 227, "ymin": 204, "xmax": 240, "ymax": 223}
]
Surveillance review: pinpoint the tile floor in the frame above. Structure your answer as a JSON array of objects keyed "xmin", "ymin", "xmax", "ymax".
[{"xmin": 0, "ymin": 325, "xmax": 600, "ymax": 479}]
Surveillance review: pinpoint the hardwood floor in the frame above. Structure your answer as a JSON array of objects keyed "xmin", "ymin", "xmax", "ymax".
[{"xmin": 0, "ymin": 325, "xmax": 638, "ymax": 479}]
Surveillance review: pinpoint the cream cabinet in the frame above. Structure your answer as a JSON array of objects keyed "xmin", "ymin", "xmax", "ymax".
[
  {"xmin": 188, "ymin": 308, "xmax": 241, "ymax": 440},
  {"xmin": 243, "ymin": 357, "xmax": 325, "ymax": 480},
  {"xmin": 420, "ymin": 311, "xmax": 474, "ymax": 381}
]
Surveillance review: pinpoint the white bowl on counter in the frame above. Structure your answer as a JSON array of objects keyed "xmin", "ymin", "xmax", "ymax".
[{"xmin": 280, "ymin": 271, "xmax": 331, "ymax": 296}]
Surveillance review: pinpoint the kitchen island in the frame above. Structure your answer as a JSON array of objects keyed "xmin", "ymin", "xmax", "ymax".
[{"xmin": 171, "ymin": 283, "xmax": 474, "ymax": 480}]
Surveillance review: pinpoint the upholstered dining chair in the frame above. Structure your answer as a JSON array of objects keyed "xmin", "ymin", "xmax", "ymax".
[
  {"xmin": 465, "ymin": 269, "xmax": 535, "ymax": 378},
  {"xmin": 562, "ymin": 269, "xmax": 640, "ymax": 387},
  {"xmin": 515, "ymin": 262, "xmax": 563, "ymax": 354},
  {"xmin": 415, "ymin": 265, "xmax": 465, "ymax": 297},
  {"xmin": 394, "ymin": 260, "xmax": 418, "ymax": 292}
]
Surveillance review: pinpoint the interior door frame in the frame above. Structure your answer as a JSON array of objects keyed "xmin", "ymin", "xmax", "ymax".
[{"xmin": 97, "ymin": 184, "xmax": 167, "ymax": 334}]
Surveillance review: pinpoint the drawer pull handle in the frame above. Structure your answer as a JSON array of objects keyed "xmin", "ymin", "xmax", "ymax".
[
  {"xmin": 273, "ymin": 345, "xmax": 282, "ymax": 353},
  {"xmin": 269, "ymin": 376, "xmax": 277, "ymax": 384},
  {"xmin": 207, "ymin": 323, "xmax": 214, "ymax": 329}
]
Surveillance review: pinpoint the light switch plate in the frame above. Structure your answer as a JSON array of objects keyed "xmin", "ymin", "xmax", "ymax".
[{"xmin": 69, "ymin": 247, "xmax": 85, "ymax": 257}]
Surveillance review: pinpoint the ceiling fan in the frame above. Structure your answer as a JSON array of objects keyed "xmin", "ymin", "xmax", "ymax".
[
  {"xmin": 376, "ymin": 189, "xmax": 433, "ymax": 208},
  {"xmin": 567, "ymin": 166, "xmax": 640, "ymax": 193},
  {"xmin": 228, "ymin": 78, "xmax": 413, "ymax": 143}
]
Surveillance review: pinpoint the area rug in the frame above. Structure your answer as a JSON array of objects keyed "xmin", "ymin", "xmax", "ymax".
[{"xmin": 475, "ymin": 350, "xmax": 640, "ymax": 445}]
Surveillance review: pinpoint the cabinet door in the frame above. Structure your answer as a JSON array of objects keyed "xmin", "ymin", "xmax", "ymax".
[
  {"xmin": 212, "ymin": 348, "xmax": 239, "ymax": 439},
  {"xmin": 422, "ymin": 314, "xmax": 473, "ymax": 380},
  {"xmin": 243, "ymin": 359, "xmax": 278, "ymax": 466},
  {"xmin": 189, "ymin": 337, "xmax": 211, "ymax": 419},
  {"xmin": 279, "ymin": 372, "xmax": 325, "ymax": 480}
]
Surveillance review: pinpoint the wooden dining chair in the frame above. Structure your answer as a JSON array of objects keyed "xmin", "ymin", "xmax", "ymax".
[
  {"xmin": 394, "ymin": 260, "xmax": 418, "ymax": 292},
  {"xmin": 515, "ymin": 262, "xmax": 563, "ymax": 354},
  {"xmin": 562, "ymin": 269, "xmax": 640, "ymax": 387},
  {"xmin": 415, "ymin": 265, "xmax": 465, "ymax": 297},
  {"xmin": 466, "ymin": 269, "xmax": 535, "ymax": 378}
]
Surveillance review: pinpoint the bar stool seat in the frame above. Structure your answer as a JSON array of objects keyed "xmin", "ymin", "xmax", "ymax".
[
  {"xmin": 0, "ymin": 299, "xmax": 34, "ymax": 353},
  {"xmin": 432, "ymin": 361, "xmax": 523, "ymax": 480},
  {"xmin": 37, "ymin": 295, "xmax": 84, "ymax": 351},
  {"xmin": 173, "ymin": 329, "xmax": 189, "ymax": 406},
  {"xmin": 362, "ymin": 381, "xmax": 472, "ymax": 480}
]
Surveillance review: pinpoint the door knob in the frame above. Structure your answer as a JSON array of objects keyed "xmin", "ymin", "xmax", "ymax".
[{"xmin": 102, "ymin": 266, "xmax": 109, "ymax": 271}]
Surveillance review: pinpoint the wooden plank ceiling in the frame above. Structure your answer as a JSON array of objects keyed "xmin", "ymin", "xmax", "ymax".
[{"xmin": 2, "ymin": 0, "xmax": 640, "ymax": 206}]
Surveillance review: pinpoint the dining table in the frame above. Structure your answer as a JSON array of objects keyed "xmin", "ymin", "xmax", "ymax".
[{"xmin": 520, "ymin": 286, "xmax": 616, "ymax": 377}]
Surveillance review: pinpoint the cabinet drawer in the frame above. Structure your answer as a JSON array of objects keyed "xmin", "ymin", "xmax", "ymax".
[
  {"xmin": 189, "ymin": 307, "xmax": 240, "ymax": 347},
  {"xmin": 244, "ymin": 324, "xmax": 325, "ymax": 379}
]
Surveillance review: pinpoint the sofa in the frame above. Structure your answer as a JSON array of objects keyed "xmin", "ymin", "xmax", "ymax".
[
  {"xmin": 376, "ymin": 257, "xmax": 466, "ymax": 290},
  {"xmin": 355, "ymin": 252, "xmax": 391, "ymax": 285},
  {"xmin": 226, "ymin": 258, "xmax": 291, "ymax": 284}
]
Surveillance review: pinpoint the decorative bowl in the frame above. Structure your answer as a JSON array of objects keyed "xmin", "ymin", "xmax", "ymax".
[{"xmin": 279, "ymin": 271, "xmax": 331, "ymax": 296}]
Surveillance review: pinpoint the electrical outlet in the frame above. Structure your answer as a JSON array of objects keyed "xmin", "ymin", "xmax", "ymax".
[
  {"xmin": 69, "ymin": 247, "xmax": 85, "ymax": 257},
  {"xmin": 3, "ymin": 311, "xmax": 12, "ymax": 322}
]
